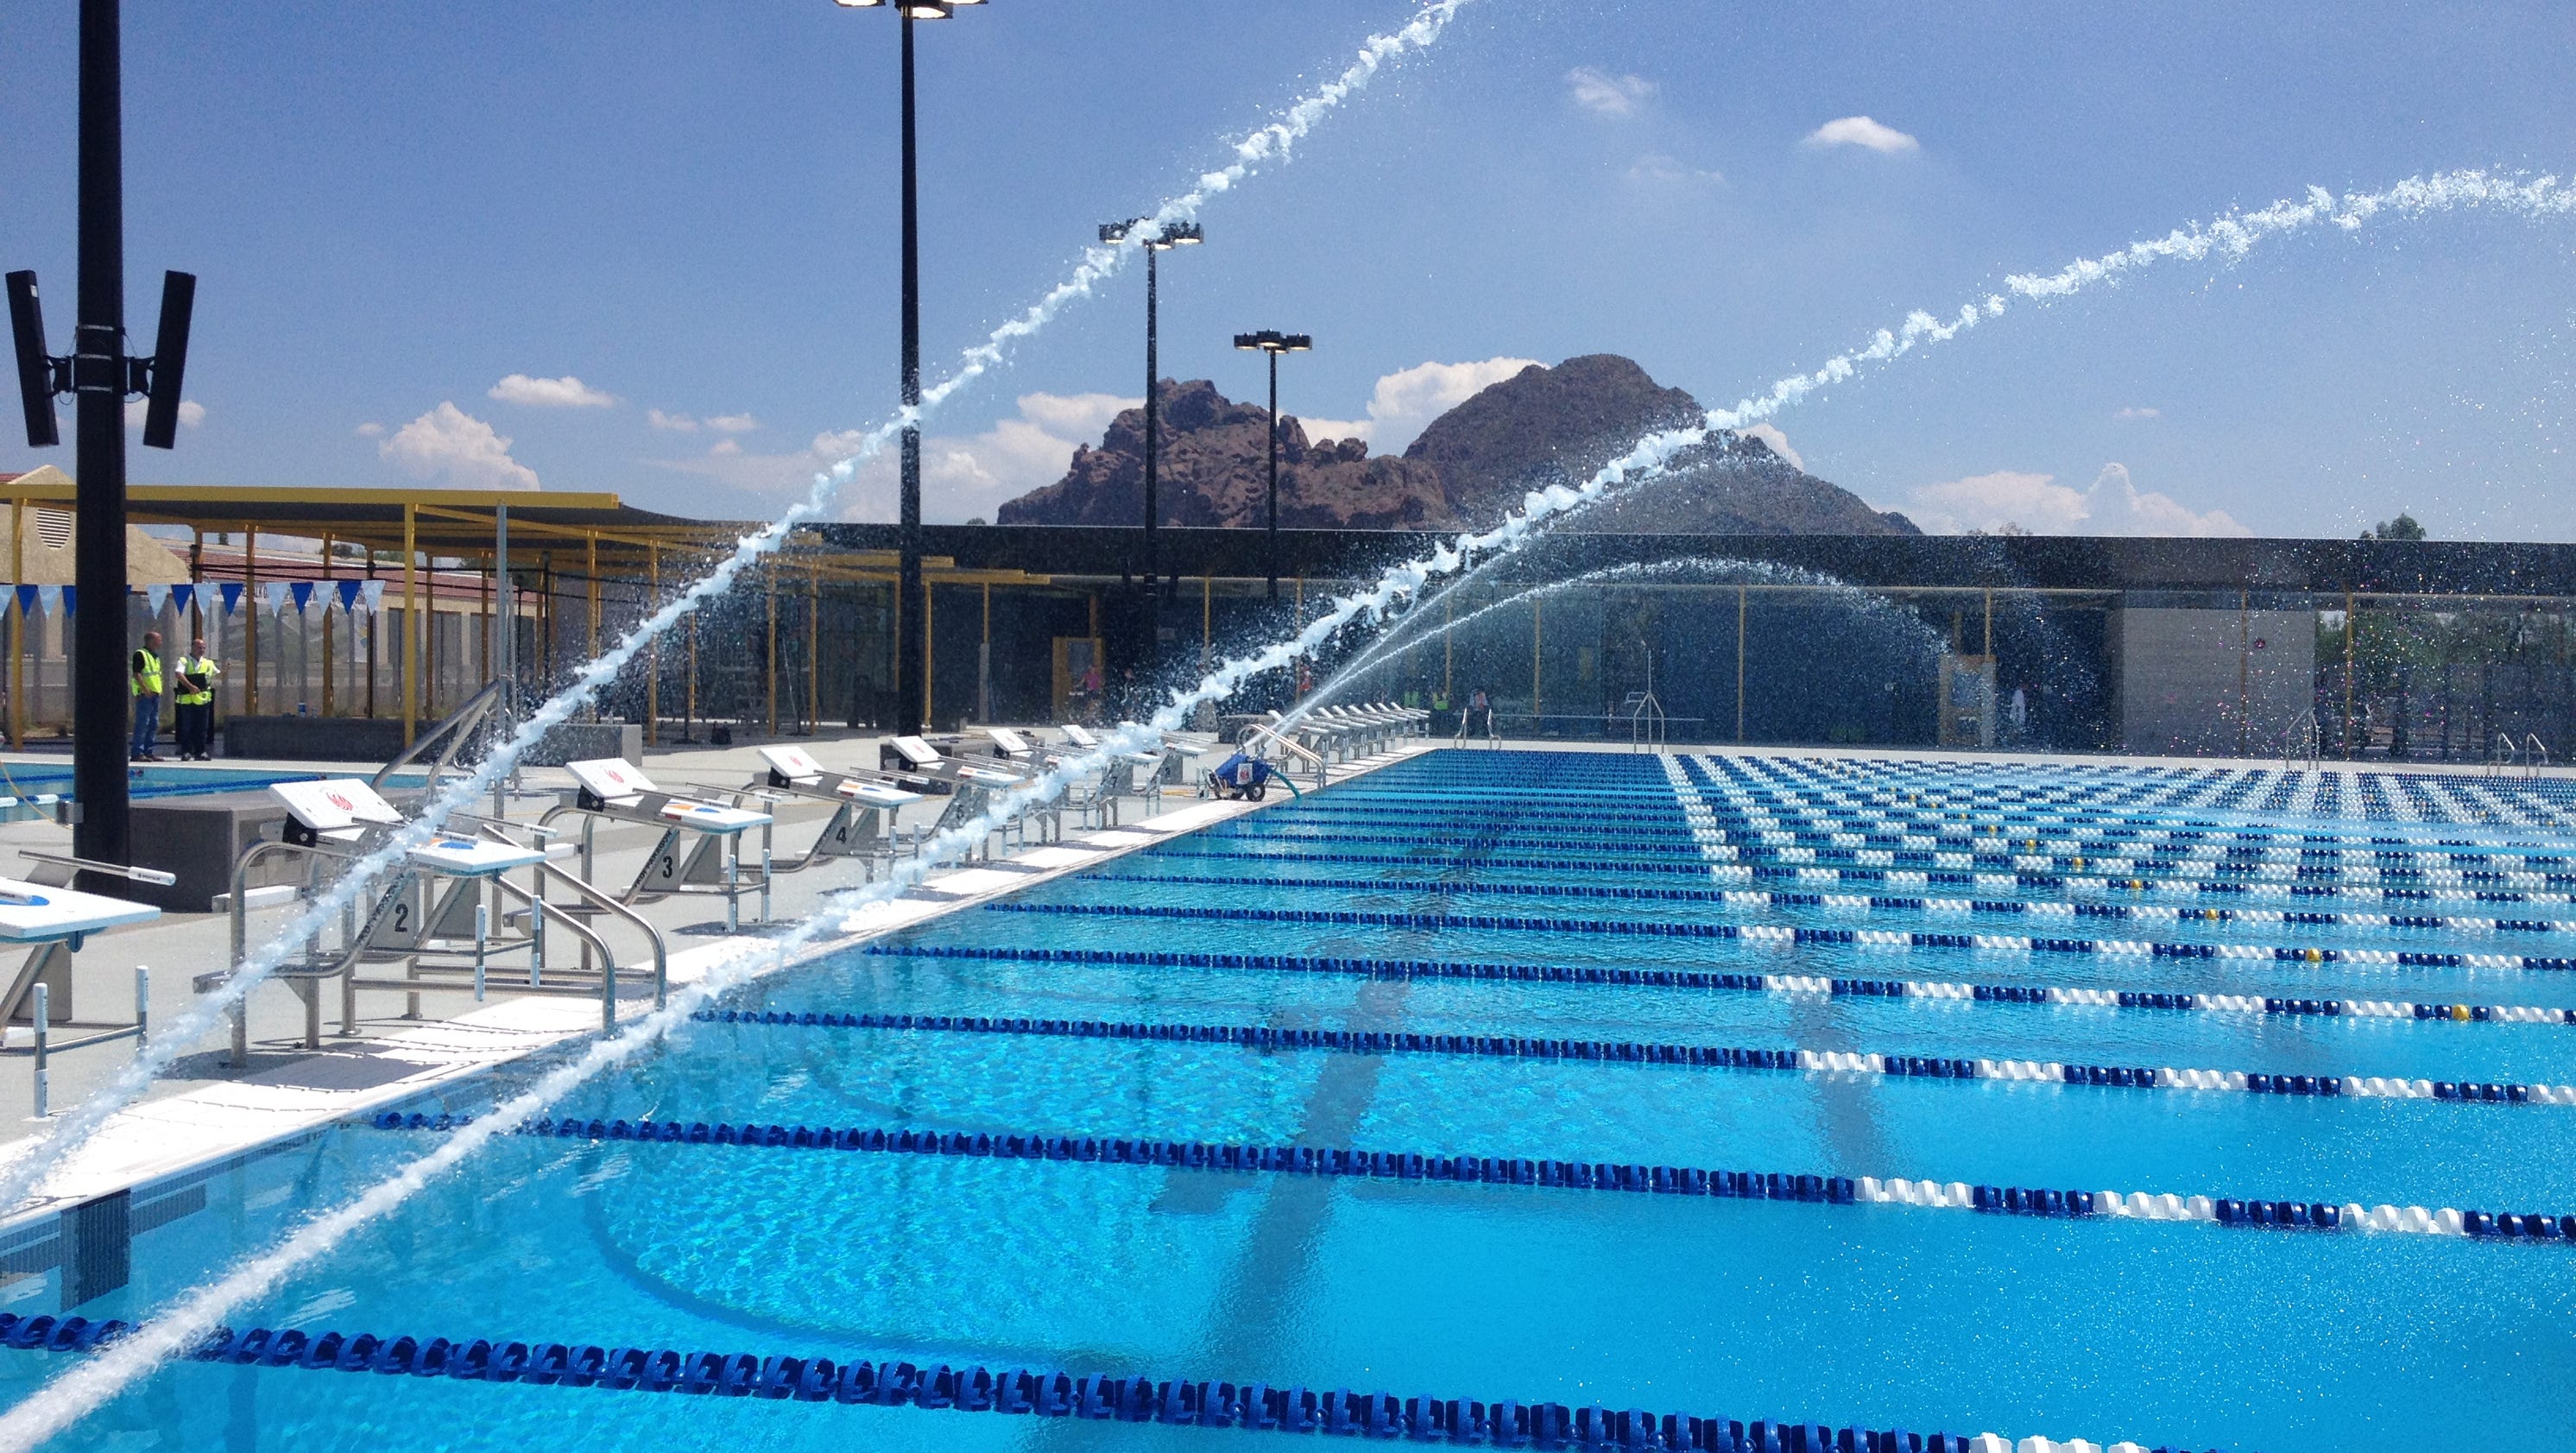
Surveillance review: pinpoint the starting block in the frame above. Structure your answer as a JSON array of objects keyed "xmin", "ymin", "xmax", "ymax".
[
  {"xmin": 744, "ymin": 743, "xmax": 923, "ymax": 875},
  {"xmin": 544, "ymin": 758, "xmax": 773, "ymax": 928}
]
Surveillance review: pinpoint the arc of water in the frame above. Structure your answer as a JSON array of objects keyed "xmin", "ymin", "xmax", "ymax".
[
  {"xmin": 11, "ymin": 164, "xmax": 2573, "ymax": 1440},
  {"xmin": 1228, "ymin": 170, "xmax": 2576, "ymax": 747},
  {"xmin": 0, "ymin": 0, "xmax": 1481, "ymax": 1224}
]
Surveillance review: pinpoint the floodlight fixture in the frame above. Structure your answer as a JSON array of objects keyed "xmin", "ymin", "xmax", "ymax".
[{"xmin": 1235, "ymin": 327, "xmax": 1312, "ymax": 598}]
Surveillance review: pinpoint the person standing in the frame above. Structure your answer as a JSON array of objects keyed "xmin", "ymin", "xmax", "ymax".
[
  {"xmin": 173, "ymin": 635, "xmax": 220, "ymax": 761},
  {"xmin": 129, "ymin": 629, "xmax": 166, "ymax": 762}
]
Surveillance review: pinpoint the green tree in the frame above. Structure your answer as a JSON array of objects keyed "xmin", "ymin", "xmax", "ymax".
[{"xmin": 2361, "ymin": 513, "xmax": 2427, "ymax": 541}]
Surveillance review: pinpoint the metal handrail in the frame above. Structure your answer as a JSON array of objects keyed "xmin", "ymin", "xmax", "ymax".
[
  {"xmin": 2491, "ymin": 732, "xmax": 2520, "ymax": 776},
  {"xmin": 1238, "ymin": 719, "xmax": 1328, "ymax": 787},
  {"xmin": 532, "ymin": 858, "xmax": 666, "ymax": 1032},
  {"xmin": 372, "ymin": 679, "xmax": 507, "ymax": 792}
]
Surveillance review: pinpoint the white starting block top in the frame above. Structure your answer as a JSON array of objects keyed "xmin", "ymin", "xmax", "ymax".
[
  {"xmin": 1058, "ymin": 724, "xmax": 1100, "ymax": 749},
  {"xmin": 272, "ymin": 778, "xmax": 407, "ymax": 842},
  {"xmin": 758, "ymin": 746, "xmax": 924, "ymax": 808},
  {"xmin": 0, "ymin": 876, "xmax": 159, "ymax": 943},
  {"xmin": 407, "ymin": 837, "xmax": 546, "ymax": 878},
  {"xmin": 567, "ymin": 758, "xmax": 771, "ymax": 834},
  {"xmin": 889, "ymin": 735, "xmax": 1020, "ymax": 787},
  {"xmin": 987, "ymin": 727, "xmax": 1038, "ymax": 759},
  {"xmin": 275, "ymin": 778, "xmax": 546, "ymax": 876}
]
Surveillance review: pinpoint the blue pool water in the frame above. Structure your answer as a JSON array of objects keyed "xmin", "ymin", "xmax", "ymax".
[{"xmin": 10, "ymin": 749, "xmax": 2575, "ymax": 1451}]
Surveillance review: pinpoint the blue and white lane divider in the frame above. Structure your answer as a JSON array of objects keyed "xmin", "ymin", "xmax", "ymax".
[
  {"xmin": 1304, "ymin": 790, "xmax": 2576, "ymax": 873},
  {"xmin": 1324, "ymin": 774, "xmax": 2576, "ymax": 861},
  {"xmin": 0, "ymin": 1316, "xmax": 2135, "ymax": 1453},
  {"xmin": 1220, "ymin": 823, "xmax": 2576, "ymax": 894},
  {"xmin": 976, "ymin": 900, "xmax": 2576, "ymax": 976},
  {"xmin": 1187, "ymin": 835, "xmax": 2576, "ymax": 912},
  {"xmin": 693, "ymin": 1008, "xmax": 2576, "ymax": 1107},
  {"xmin": 361, "ymin": 1112, "xmax": 2576, "ymax": 1246},
  {"xmin": 865, "ymin": 941, "xmax": 2576, "ymax": 1029},
  {"xmin": 1083, "ymin": 869, "xmax": 2576, "ymax": 939},
  {"xmin": 1285, "ymin": 806, "xmax": 2576, "ymax": 875}
]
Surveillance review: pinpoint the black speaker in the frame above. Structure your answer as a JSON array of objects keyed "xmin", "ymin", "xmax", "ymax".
[
  {"xmin": 5, "ymin": 269, "xmax": 58, "ymax": 450},
  {"xmin": 139, "ymin": 270, "xmax": 195, "ymax": 451}
]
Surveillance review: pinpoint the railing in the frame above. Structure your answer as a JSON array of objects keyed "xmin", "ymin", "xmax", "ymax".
[
  {"xmin": 373, "ymin": 679, "xmax": 508, "ymax": 793},
  {"xmin": 2280, "ymin": 711, "xmax": 2320, "ymax": 772},
  {"xmin": 1237, "ymin": 718, "xmax": 1331, "ymax": 787},
  {"xmin": 1626, "ymin": 691, "xmax": 1667, "ymax": 753}
]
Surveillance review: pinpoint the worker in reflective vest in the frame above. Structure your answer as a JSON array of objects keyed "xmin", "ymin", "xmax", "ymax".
[
  {"xmin": 173, "ymin": 635, "xmax": 221, "ymax": 761},
  {"xmin": 129, "ymin": 629, "xmax": 165, "ymax": 762}
]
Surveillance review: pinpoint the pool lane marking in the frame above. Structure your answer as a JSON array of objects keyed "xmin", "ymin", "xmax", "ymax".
[
  {"xmin": 363, "ymin": 1112, "xmax": 2576, "ymax": 1244},
  {"xmin": 1079, "ymin": 869, "xmax": 2576, "ymax": 938},
  {"xmin": 694, "ymin": 1008, "xmax": 2573, "ymax": 1106},
  {"xmin": 975, "ymin": 900, "xmax": 2576, "ymax": 976},
  {"xmin": 1141, "ymin": 843, "xmax": 2576, "ymax": 912},
  {"xmin": 868, "ymin": 940, "xmax": 2576, "ymax": 1028},
  {"xmin": 1215, "ymin": 823, "xmax": 2576, "ymax": 894},
  {"xmin": 1288, "ymin": 794, "xmax": 2576, "ymax": 870},
  {"xmin": 9, "ymin": 1315, "xmax": 2061, "ymax": 1453}
]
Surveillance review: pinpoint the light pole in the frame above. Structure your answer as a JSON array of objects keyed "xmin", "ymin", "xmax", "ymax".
[
  {"xmin": 8, "ymin": 0, "xmax": 195, "ymax": 878},
  {"xmin": 1233, "ymin": 330, "xmax": 1310, "ymax": 600},
  {"xmin": 1098, "ymin": 218, "xmax": 1201, "ymax": 597},
  {"xmin": 832, "ymin": 0, "xmax": 985, "ymax": 733}
]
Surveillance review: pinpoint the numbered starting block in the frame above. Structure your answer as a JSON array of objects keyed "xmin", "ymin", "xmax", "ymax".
[
  {"xmin": 196, "ymin": 774, "xmax": 666, "ymax": 1062},
  {"xmin": 736, "ymin": 744, "xmax": 923, "ymax": 878},
  {"xmin": 885, "ymin": 735, "xmax": 1041, "ymax": 858},
  {"xmin": 1057, "ymin": 723, "xmax": 1206, "ymax": 825},
  {"xmin": 205, "ymin": 778, "xmax": 561, "ymax": 1056},
  {"xmin": 543, "ymin": 758, "xmax": 773, "ymax": 929}
]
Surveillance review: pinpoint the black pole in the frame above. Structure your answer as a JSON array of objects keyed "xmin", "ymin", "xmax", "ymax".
[
  {"xmin": 1142, "ymin": 245, "xmax": 1159, "ymax": 592},
  {"xmin": 894, "ymin": 13, "xmax": 926, "ymax": 736},
  {"xmin": 73, "ymin": 0, "xmax": 129, "ymax": 867},
  {"xmin": 1265, "ymin": 348, "xmax": 1280, "ymax": 601}
]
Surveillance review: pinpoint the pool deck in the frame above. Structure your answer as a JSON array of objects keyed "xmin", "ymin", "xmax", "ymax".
[{"xmin": 0, "ymin": 733, "xmax": 1438, "ymax": 1229}]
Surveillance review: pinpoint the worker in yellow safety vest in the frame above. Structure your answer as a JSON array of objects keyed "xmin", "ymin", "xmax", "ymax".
[
  {"xmin": 129, "ymin": 629, "xmax": 165, "ymax": 762},
  {"xmin": 173, "ymin": 635, "xmax": 220, "ymax": 761}
]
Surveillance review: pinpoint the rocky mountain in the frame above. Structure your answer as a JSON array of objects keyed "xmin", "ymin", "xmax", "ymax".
[{"xmin": 994, "ymin": 353, "xmax": 1918, "ymax": 536}]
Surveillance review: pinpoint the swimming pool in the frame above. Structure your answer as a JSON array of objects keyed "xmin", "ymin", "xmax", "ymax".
[
  {"xmin": 8, "ymin": 749, "xmax": 2572, "ymax": 1451},
  {"xmin": 0, "ymin": 762, "xmax": 368, "ymax": 820}
]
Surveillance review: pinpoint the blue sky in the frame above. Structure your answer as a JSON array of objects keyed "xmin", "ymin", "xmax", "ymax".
[{"xmin": 3, "ymin": 0, "xmax": 2572, "ymax": 539}]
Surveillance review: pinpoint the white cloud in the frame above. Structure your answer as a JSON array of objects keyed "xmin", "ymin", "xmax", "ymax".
[
  {"xmin": 379, "ymin": 402, "xmax": 540, "ymax": 491},
  {"xmin": 123, "ymin": 398, "xmax": 204, "ymax": 429},
  {"xmin": 488, "ymin": 373, "xmax": 617, "ymax": 408},
  {"xmin": 1567, "ymin": 66, "xmax": 1656, "ymax": 118},
  {"xmin": 1298, "ymin": 357, "xmax": 1543, "ymax": 454},
  {"xmin": 1625, "ymin": 153, "xmax": 1724, "ymax": 187},
  {"xmin": 2115, "ymin": 406, "xmax": 2162, "ymax": 420},
  {"xmin": 1903, "ymin": 463, "xmax": 2246, "ymax": 537},
  {"xmin": 648, "ymin": 391, "xmax": 1137, "ymax": 521},
  {"xmin": 1804, "ymin": 115, "xmax": 1920, "ymax": 154},
  {"xmin": 651, "ymin": 407, "xmax": 754, "ymax": 433},
  {"xmin": 1740, "ymin": 423, "xmax": 1803, "ymax": 472},
  {"xmin": 354, "ymin": 421, "xmax": 384, "ymax": 438}
]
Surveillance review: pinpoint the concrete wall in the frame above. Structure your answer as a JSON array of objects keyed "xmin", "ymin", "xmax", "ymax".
[{"xmin": 2118, "ymin": 608, "xmax": 2315, "ymax": 756}]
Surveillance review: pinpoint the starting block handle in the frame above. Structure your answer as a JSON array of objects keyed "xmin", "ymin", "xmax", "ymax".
[{"xmin": 17, "ymin": 850, "xmax": 178, "ymax": 887}]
